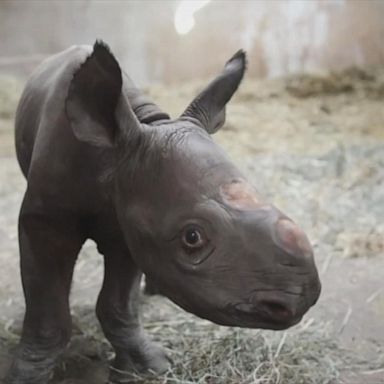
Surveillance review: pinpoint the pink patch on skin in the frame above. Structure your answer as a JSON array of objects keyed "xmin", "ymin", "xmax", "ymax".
[
  {"xmin": 276, "ymin": 219, "xmax": 313, "ymax": 256},
  {"xmin": 220, "ymin": 179, "xmax": 263, "ymax": 210}
]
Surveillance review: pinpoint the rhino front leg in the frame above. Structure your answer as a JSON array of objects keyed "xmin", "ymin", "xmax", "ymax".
[
  {"xmin": 5, "ymin": 200, "xmax": 83, "ymax": 384},
  {"xmin": 95, "ymin": 238, "xmax": 170, "ymax": 382}
]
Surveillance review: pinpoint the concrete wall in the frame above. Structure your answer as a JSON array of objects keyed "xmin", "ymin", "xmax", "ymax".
[{"xmin": 1, "ymin": 0, "xmax": 384, "ymax": 85}]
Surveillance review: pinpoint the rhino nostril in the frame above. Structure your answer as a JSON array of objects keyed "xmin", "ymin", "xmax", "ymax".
[{"xmin": 259, "ymin": 300, "xmax": 294, "ymax": 320}]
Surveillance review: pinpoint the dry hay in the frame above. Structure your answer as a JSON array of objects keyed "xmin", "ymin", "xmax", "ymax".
[
  {"xmin": 285, "ymin": 67, "xmax": 384, "ymax": 99},
  {"xmin": 0, "ymin": 76, "xmax": 22, "ymax": 120},
  {"xmin": 3, "ymin": 295, "xmax": 374, "ymax": 384}
]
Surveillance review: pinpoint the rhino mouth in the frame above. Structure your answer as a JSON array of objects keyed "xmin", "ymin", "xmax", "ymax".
[{"xmin": 230, "ymin": 303, "xmax": 303, "ymax": 330}]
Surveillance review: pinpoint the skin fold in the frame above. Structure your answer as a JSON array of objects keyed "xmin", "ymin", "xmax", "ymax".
[{"xmin": 5, "ymin": 41, "xmax": 321, "ymax": 384}]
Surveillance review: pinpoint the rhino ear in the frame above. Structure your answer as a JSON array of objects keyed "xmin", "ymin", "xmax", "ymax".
[
  {"xmin": 66, "ymin": 40, "xmax": 140, "ymax": 147},
  {"xmin": 181, "ymin": 50, "xmax": 247, "ymax": 134}
]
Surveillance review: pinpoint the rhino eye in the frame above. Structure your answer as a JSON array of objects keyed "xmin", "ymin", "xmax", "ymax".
[{"xmin": 182, "ymin": 226, "xmax": 206, "ymax": 249}]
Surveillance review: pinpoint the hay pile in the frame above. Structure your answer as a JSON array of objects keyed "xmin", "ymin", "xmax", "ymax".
[
  {"xmin": 285, "ymin": 67, "xmax": 384, "ymax": 99},
  {"xmin": 36, "ymin": 294, "xmax": 380, "ymax": 384}
]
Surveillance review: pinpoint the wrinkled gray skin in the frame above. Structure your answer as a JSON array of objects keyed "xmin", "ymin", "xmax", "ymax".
[{"xmin": 5, "ymin": 41, "xmax": 321, "ymax": 383}]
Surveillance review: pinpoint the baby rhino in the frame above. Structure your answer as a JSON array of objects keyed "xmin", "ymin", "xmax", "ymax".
[{"xmin": 6, "ymin": 41, "xmax": 321, "ymax": 383}]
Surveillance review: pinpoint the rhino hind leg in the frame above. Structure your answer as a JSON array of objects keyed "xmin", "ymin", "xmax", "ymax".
[
  {"xmin": 94, "ymin": 232, "xmax": 170, "ymax": 382},
  {"xmin": 5, "ymin": 196, "xmax": 84, "ymax": 384}
]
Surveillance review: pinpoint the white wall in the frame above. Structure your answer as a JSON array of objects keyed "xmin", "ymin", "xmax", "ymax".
[{"xmin": 1, "ymin": 0, "xmax": 383, "ymax": 84}]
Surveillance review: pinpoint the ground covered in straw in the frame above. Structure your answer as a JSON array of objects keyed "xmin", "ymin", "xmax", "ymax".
[{"xmin": 1, "ymin": 67, "xmax": 384, "ymax": 383}]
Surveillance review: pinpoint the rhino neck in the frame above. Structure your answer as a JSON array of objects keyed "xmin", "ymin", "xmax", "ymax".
[{"xmin": 122, "ymin": 73, "xmax": 170, "ymax": 124}]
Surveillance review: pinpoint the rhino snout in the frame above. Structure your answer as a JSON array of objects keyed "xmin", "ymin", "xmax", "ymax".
[
  {"xmin": 233, "ymin": 282, "xmax": 320, "ymax": 330},
  {"xmin": 273, "ymin": 217, "xmax": 322, "ymax": 309}
]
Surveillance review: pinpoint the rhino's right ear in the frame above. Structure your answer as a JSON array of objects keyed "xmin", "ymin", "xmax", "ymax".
[
  {"xmin": 181, "ymin": 50, "xmax": 246, "ymax": 134},
  {"xmin": 66, "ymin": 40, "xmax": 140, "ymax": 147}
]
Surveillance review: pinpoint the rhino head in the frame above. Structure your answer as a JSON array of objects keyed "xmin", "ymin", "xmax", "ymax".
[{"xmin": 67, "ymin": 41, "xmax": 321, "ymax": 330}]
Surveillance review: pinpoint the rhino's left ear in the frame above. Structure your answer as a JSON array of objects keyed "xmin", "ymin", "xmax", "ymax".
[
  {"xmin": 181, "ymin": 50, "xmax": 246, "ymax": 134},
  {"xmin": 66, "ymin": 40, "xmax": 140, "ymax": 147}
]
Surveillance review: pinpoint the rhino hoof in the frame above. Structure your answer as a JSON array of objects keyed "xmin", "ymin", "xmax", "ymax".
[
  {"xmin": 4, "ymin": 359, "xmax": 54, "ymax": 384},
  {"xmin": 108, "ymin": 341, "xmax": 170, "ymax": 383}
]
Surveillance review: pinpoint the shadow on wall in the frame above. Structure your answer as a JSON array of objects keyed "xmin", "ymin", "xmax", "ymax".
[{"xmin": 0, "ymin": 0, "xmax": 384, "ymax": 85}]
